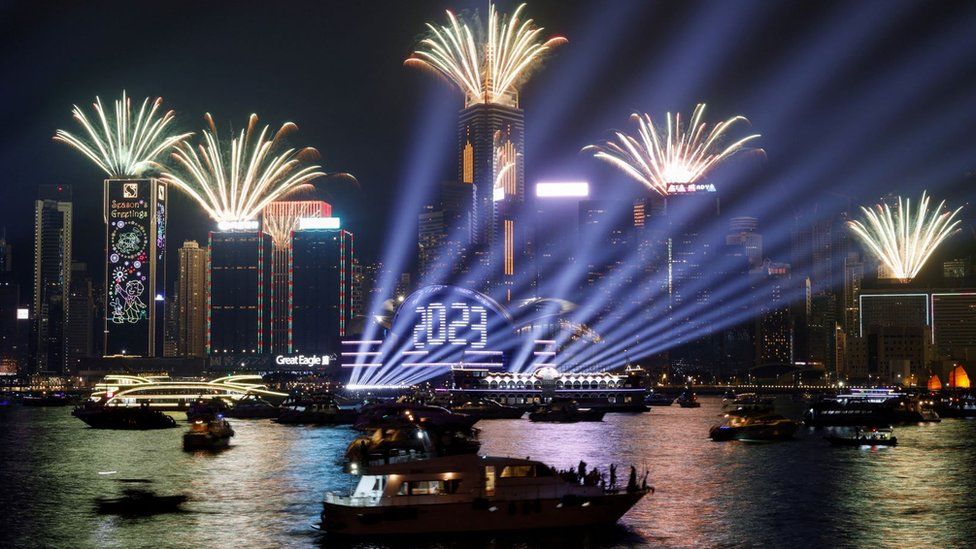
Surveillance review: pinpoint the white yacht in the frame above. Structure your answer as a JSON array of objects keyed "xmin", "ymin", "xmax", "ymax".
[{"xmin": 321, "ymin": 454, "xmax": 651, "ymax": 536}]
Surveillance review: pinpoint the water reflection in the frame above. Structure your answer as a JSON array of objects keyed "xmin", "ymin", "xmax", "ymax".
[{"xmin": 2, "ymin": 398, "xmax": 975, "ymax": 548}]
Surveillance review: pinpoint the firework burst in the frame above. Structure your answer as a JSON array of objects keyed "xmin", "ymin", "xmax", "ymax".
[
  {"xmin": 406, "ymin": 2, "xmax": 566, "ymax": 106},
  {"xmin": 584, "ymin": 103, "xmax": 761, "ymax": 196},
  {"xmin": 160, "ymin": 114, "xmax": 326, "ymax": 223},
  {"xmin": 849, "ymin": 191, "xmax": 963, "ymax": 282},
  {"xmin": 54, "ymin": 91, "xmax": 191, "ymax": 177}
]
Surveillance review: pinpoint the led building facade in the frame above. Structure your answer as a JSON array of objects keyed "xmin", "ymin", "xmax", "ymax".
[
  {"xmin": 102, "ymin": 179, "xmax": 166, "ymax": 357},
  {"xmin": 207, "ymin": 229, "xmax": 272, "ymax": 355},
  {"xmin": 262, "ymin": 201, "xmax": 332, "ymax": 353},
  {"xmin": 291, "ymin": 228, "xmax": 354, "ymax": 354},
  {"xmin": 458, "ymin": 102, "xmax": 526, "ymax": 298}
]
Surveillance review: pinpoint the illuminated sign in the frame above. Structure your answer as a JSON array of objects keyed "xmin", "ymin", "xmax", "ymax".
[
  {"xmin": 389, "ymin": 285, "xmax": 513, "ymax": 368},
  {"xmin": 275, "ymin": 354, "xmax": 332, "ymax": 367},
  {"xmin": 666, "ymin": 183, "xmax": 716, "ymax": 194},
  {"xmin": 217, "ymin": 220, "xmax": 260, "ymax": 232},
  {"xmin": 16, "ymin": 308, "xmax": 28, "ymax": 320},
  {"xmin": 104, "ymin": 179, "xmax": 165, "ymax": 356},
  {"xmin": 535, "ymin": 181, "xmax": 589, "ymax": 198},
  {"xmin": 297, "ymin": 217, "xmax": 341, "ymax": 230}
]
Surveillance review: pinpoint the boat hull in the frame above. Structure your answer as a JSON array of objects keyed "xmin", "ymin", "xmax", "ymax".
[
  {"xmin": 710, "ymin": 423, "xmax": 797, "ymax": 442},
  {"xmin": 322, "ymin": 491, "xmax": 647, "ymax": 536},
  {"xmin": 528, "ymin": 409, "xmax": 605, "ymax": 422},
  {"xmin": 73, "ymin": 407, "xmax": 178, "ymax": 430},
  {"xmin": 825, "ymin": 436, "xmax": 897, "ymax": 447}
]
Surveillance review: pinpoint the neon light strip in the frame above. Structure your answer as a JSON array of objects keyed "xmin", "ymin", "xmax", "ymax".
[
  {"xmin": 341, "ymin": 351, "xmax": 380, "ymax": 356},
  {"xmin": 464, "ymin": 350, "xmax": 504, "ymax": 355},
  {"xmin": 402, "ymin": 350, "xmax": 429, "ymax": 355},
  {"xmin": 342, "ymin": 363, "xmax": 383, "ymax": 368},
  {"xmin": 342, "ymin": 340, "xmax": 382, "ymax": 345},
  {"xmin": 535, "ymin": 340, "xmax": 555, "ymax": 344},
  {"xmin": 402, "ymin": 362, "xmax": 503, "ymax": 367},
  {"xmin": 346, "ymin": 384, "xmax": 411, "ymax": 390},
  {"xmin": 533, "ymin": 351, "xmax": 556, "ymax": 356}
]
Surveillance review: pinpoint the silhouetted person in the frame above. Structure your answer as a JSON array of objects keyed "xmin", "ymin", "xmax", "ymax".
[
  {"xmin": 609, "ymin": 464, "xmax": 617, "ymax": 489},
  {"xmin": 627, "ymin": 466, "xmax": 638, "ymax": 493},
  {"xmin": 577, "ymin": 460, "xmax": 587, "ymax": 481}
]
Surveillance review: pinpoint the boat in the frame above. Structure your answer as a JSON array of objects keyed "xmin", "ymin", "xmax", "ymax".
[
  {"xmin": 95, "ymin": 489, "xmax": 188, "ymax": 516},
  {"xmin": 804, "ymin": 388, "xmax": 940, "ymax": 427},
  {"xmin": 709, "ymin": 412, "xmax": 798, "ymax": 442},
  {"xmin": 451, "ymin": 398, "xmax": 525, "ymax": 420},
  {"xmin": 721, "ymin": 393, "xmax": 774, "ymax": 414},
  {"xmin": 825, "ymin": 426, "xmax": 898, "ymax": 447},
  {"xmin": 321, "ymin": 454, "xmax": 652, "ymax": 536},
  {"xmin": 676, "ymin": 392, "xmax": 701, "ymax": 408},
  {"xmin": 355, "ymin": 402, "xmax": 478, "ymax": 431},
  {"xmin": 22, "ymin": 392, "xmax": 72, "ymax": 406},
  {"xmin": 183, "ymin": 416, "xmax": 235, "ymax": 450},
  {"xmin": 275, "ymin": 395, "xmax": 360, "ymax": 425},
  {"xmin": 932, "ymin": 394, "xmax": 976, "ymax": 418},
  {"xmin": 528, "ymin": 399, "xmax": 605, "ymax": 423},
  {"xmin": 72, "ymin": 401, "xmax": 178, "ymax": 430},
  {"xmin": 644, "ymin": 391, "xmax": 674, "ymax": 406},
  {"xmin": 224, "ymin": 395, "xmax": 281, "ymax": 419},
  {"xmin": 186, "ymin": 397, "xmax": 230, "ymax": 422}
]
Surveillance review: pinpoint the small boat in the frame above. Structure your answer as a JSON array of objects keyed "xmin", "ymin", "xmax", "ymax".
[
  {"xmin": 528, "ymin": 399, "xmax": 605, "ymax": 423},
  {"xmin": 451, "ymin": 399, "xmax": 525, "ymax": 420},
  {"xmin": 73, "ymin": 401, "xmax": 178, "ymax": 430},
  {"xmin": 676, "ymin": 392, "xmax": 701, "ymax": 408},
  {"xmin": 644, "ymin": 391, "xmax": 674, "ymax": 407},
  {"xmin": 95, "ymin": 489, "xmax": 188, "ymax": 516},
  {"xmin": 22, "ymin": 392, "xmax": 72, "ymax": 407},
  {"xmin": 224, "ymin": 395, "xmax": 281, "ymax": 419},
  {"xmin": 933, "ymin": 394, "xmax": 976, "ymax": 418},
  {"xmin": 321, "ymin": 454, "xmax": 652, "ymax": 536},
  {"xmin": 186, "ymin": 397, "xmax": 230, "ymax": 422},
  {"xmin": 825, "ymin": 426, "xmax": 898, "ymax": 447},
  {"xmin": 182, "ymin": 417, "xmax": 235, "ymax": 451},
  {"xmin": 709, "ymin": 413, "xmax": 798, "ymax": 442},
  {"xmin": 721, "ymin": 393, "xmax": 774, "ymax": 414},
  {"xmin": 276, "ymin": 395, "xmax": 360, "ymax": 425},
  {"xmin": 355, "ymin": 402, "xmax": 477, "ymax": 431}
]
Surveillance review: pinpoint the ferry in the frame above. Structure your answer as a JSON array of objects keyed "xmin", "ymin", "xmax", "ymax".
[
  {"xmin": 450, "ymin": 398, "xmax": 526, "ymax": 420},
  {"xmin": 528, "ymin": 399, "xmax": 605, "ymax": 422},
  {"xmin": 676, "ymin": 392, "xmax": 701, "ymax": 408},
  {"xmin": 804, "ymin": 388, "xmax": 939, "ymax": 427},
  {"xmin": 709, "ymin": 413, "xmax": 797, "ymax": 442},
  {"xmin": 73, "ymin": 400, "xmax": 177, "ymax": 430},
  {"xmin": 825, "ymin": 426, "xmax": 898, "ymax": 447},
  {"xmin": 644, "ymin": 391, "xmax": 674, "ymax": 407},
  {"xmin": 321, "ymin": 454, "xmax": 652, "ymax": 536}
]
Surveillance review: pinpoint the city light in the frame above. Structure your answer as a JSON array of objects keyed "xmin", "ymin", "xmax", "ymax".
[
  {"xmin": 297, "ymin": 217, "xmax": 341, "ymax": 230},
  {"xmin": 216, "ymin": 220, "xmax": 260, "ymax": 232},
  {"xmin": 584, "ymin": 103, "xmax": 761, "ymax": 196},
  {"xmin": 848, "ymin": 191, "xmax": 963, "ymax": 282},
  {"xmin": 405, "ymin": 2, "xmax": 567, "ymax": 106},
  {"xmin": 54, "ymin": 91, "xmax": 192, "ymax": 177},
  {"xmin": 535, "ymin": 181, "xmax": 590, "ymax": 197},
  {"xmin": 161, "ymin": 114, "xmax": 326, "ymax": 223}
]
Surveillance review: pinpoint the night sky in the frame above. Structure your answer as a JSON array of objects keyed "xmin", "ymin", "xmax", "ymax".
[{"xmin": 2, "ymin": 0, "xmax": 975, "ymax": 290}]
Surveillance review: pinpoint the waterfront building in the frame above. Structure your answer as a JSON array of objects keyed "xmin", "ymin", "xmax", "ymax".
[
  {"xmin": 102, "ymin": 179, "xmax": 167, "ymax": 357},
  {"xmin": 66, "ymin": 262, "xmax": 93, "ymax": 370},
  {"xmin": 262, "ymin": 201, "xmax": 332, "ymax": 352},
  {"xmin": 176, "ymin": 241, "xmax": 207, "ymax": 357},
  {"xmin": 859, "ymin": 292, "xmax": 929, "ymax": 336},
  {"xmin": 930, "ymin": 292, "xmax": 976, "ymax": 361},
  {"xmin": 32, "ymin": 184, "xmax": 72, "ymax": 373},
  {"xmin": 291, "ymin": 227, "xmax": 355, "ymax": 355},
  {"xmin": 754, "ymin": 261, "xmax": 794, "ymax": 366},
  {"xmin": 843, "ymin": 253, "xmax": 863, "ymax": 338},
  {"xmin": 208, "ymin": 227, "xmax": 272, "ymax": 356},
  {"xmin": 0, "ymin": 275, "xmax": 29, "ymax": 374}
]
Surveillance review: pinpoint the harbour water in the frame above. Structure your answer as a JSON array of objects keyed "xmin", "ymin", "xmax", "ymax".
[{"xmin": 2, "ymin": 397, "xmax": 975, "ymax": 548}]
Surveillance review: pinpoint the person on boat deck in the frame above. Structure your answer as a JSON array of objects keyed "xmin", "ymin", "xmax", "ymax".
[
  {"xmin": 627, "ymin": 466, "xmax": 638, "ymax": 493},
  {"xmin": 577, "ymin": 460, "xmax": 587, "ymax": 481},
  {"xmin": 609, "ymin": 464, "xmax": 617, "ymax": 490}
]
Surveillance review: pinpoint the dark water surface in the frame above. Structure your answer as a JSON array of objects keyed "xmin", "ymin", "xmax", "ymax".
[{"xmin": 2, "ymin": 397, "xmax": 975, "ymax": 548}]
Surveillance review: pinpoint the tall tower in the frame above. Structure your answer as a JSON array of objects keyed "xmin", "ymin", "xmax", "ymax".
[
  {"xmin": 458, "ymin": 100, "xmax": 525, "ymax": 298},
  {"xmin": 176, "ymin": 241, "xmax": 207, "ymax": 357},
  {"xmin": 262, "ymin": 200, "xmax": 332, "ymax": 353},
  {"xmin": 103, "ymin": 179, "xmax": 166, "ymax": 357},
  {"xmin": 33, "ymin": 184, "xmax": 72, "ymax": 373},
  {"xmin": 66, "ymin": 261, "xmax": 93, "ymax": 370},
  {"xmin": 207, "ymin": 226, "xmax": 272, "ymax": 357},
  {"xmin": 292, "ymin": 227, "xmax": 354, "ymax": 354}
]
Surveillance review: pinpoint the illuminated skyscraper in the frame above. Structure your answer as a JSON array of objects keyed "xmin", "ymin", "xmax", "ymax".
[
  {"xmin": 32, "ymin": 184, "xmax": 72, "ymax": 373},
  {"xmin": 176, "ymin": 241, "xmax": 207, "ymax": 357},
  {"xmin": 726, "ymin": 217, "xmax": 763, "ymax": 270},
  {"xmin": 418, "ymin": 181, "xmax": 472, "ymax": 282},
  {"xmin": 103, "ymin": 179, "xmax": 166, "ymax": 357},
  {"xmin": 262, "ymin": 201, "xmax": 332, "ymax": 352},
  {"xmin": 207, "ymin": 226, "xmax": 272, "ymax": 356},
  {"xmin": 458, "ymin": 101, "xmax": 526, "ymax": 298},
  {"xmin": 291, "ymin": 228, "xmax": 354, "ymax": 354},
  {"xmin": 755, "ymin": 261, "xmax": 794, "ymax": 366}
]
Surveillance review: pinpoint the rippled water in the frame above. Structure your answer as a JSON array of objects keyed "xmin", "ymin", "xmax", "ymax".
[{"xmin": 2, "ymin": 397, "xmax": 974, "ymax": 548}]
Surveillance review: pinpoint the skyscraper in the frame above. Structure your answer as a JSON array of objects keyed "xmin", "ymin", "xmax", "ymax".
[
  {"xmin": 418, "ymin": 181, "xmax": 472, "ymax": 283},
  {"xmin": 103, "ymin": 179, "xmax": 167, "ymax": 357},
  {"xmin": 755, "ymin": 261, "xmax": 794, "ymax": 366},
  {"xmin": 208, "ymin": 228, "xmax": 272, "ymax": 355},
  {"xmin": 458, "ymin": 101, "xmax": 526, "ymax": 298},
  {"xmin": 66, "ymin": 262, "xmax": 93, "ymax": 370},
  {"xmin": 33, "ymin": 184, "xmax": 72, "ymax": 373},
  {"xmin": 262, "ymin": 201, "xmax": 332, "ymax": 353},
  {"xmin": 292, "ymin": 228, "xmax": 355, "ymax": 354},
  {"xmin": 0, "ymin": 273, "xmax": 29, "ymax": 375},
  {"xmin": 726, "ymin": 217, "xmax": 763, "ymax": 270},
  {"xmin": 177, "ymin": 241, "xmax": 207, "ymax": 357}
]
